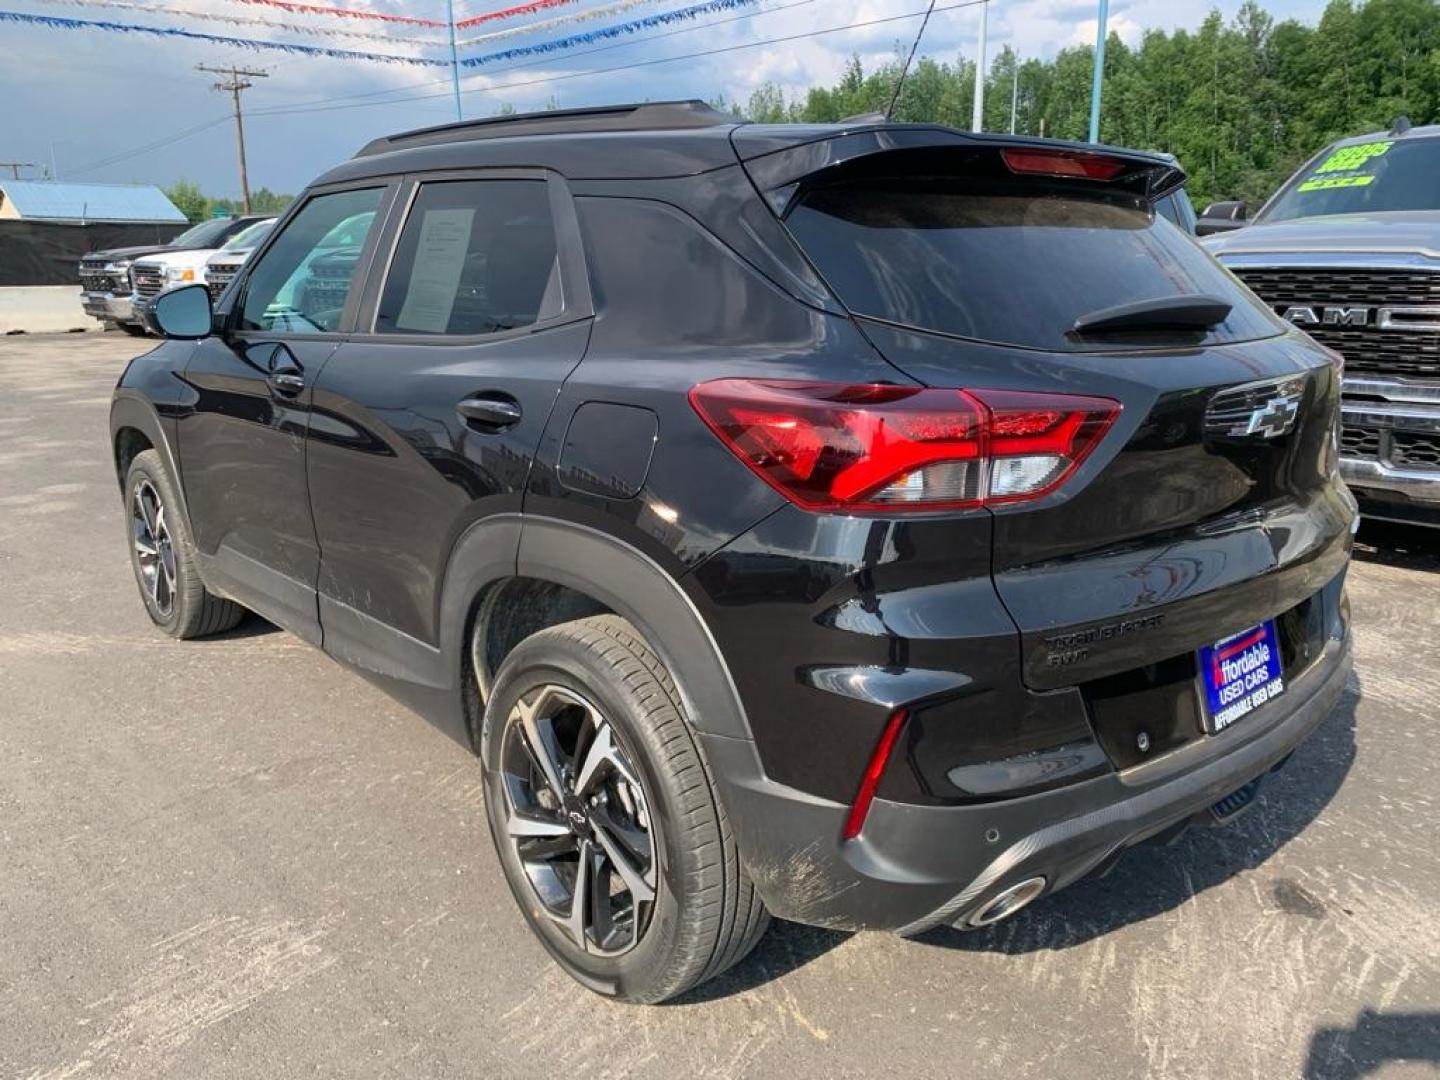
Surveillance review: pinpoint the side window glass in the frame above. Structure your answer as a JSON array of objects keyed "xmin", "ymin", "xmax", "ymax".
[
  {"xmin": 376, "ymin": 179, "xmax": 560, "ymax": 337},
  {"xmin": 239, "ymin": 187, "xmax": 383, "ymax": 334}
]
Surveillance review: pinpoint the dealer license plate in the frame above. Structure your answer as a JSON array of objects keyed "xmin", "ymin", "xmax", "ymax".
[{"xmin": 1198, "ymin": 620, "xmax": 1285, "ymax": 734}]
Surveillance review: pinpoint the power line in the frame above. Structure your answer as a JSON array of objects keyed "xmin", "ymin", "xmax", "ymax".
[
  {"xmin": 198, "ymin": 64, "xmax": 269, "ymax": 213},
  {"xmin": 65, "ymin": 116, "xmax": 231, "ymax": 177},
  {"xmin": 0, "ymin": 161, "xmax": 37, "ymax": 179}
]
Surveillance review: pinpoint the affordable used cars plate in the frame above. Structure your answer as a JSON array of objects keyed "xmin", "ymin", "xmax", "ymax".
[{"xmin": 1198, "ymin": 620, "xmax": 1285, "ymax": 734}]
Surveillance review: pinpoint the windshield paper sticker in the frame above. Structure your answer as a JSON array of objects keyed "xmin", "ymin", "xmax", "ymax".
[{"xmin": 1298, "ymin": 140, "xmax": 1392, "ymax": 192}]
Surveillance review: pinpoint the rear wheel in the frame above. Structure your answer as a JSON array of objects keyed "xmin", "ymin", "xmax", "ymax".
[
  {"xmin": 124, "ymin": 449, "xmax": 245, "ymax": 638},
  {"xmin": 480, "ymin": 614, "xmax": 768, "ymax": 1003}
]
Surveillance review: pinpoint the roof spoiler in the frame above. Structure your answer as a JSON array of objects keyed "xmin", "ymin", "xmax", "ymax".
[{"xmin": 734, "ymin": 126, "xmax": 1188, "ymax": 217}]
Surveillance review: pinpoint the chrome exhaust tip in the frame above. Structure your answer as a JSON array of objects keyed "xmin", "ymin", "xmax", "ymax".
[{"xmin": 966, "ymin": 876, "xmax": 1047, "ymax": 928}]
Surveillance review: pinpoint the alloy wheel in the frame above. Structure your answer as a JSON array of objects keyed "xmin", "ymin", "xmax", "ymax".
[
  {"xmin": 131, "ymin": 478, "xmax": 176, "ymax": 618},
  {"xmin": 499, "ymin": 684, "xmax": 658, "ymax": 956}
]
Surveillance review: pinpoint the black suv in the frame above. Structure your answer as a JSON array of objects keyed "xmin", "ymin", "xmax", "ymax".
[{"xmin": 112, "ymin": 102, "xmax": 1356, "ymax": 1004}]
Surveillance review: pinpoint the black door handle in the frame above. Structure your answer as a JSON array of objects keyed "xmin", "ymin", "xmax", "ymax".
[{"xmin": 457, "ymin": 394, "xmax": 523, "ymax": 430}]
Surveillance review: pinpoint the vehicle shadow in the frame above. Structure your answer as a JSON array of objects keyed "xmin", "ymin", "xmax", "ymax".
[
  {"xmin": 1352, "ymin": 519, "xmax": 1440, "ymax": 573},
  {"xmin": 1304, "ymin": 1009, "xmax": 1440, "ymax": 1079},
  {"xmin": 913, "ymin": 675, "xmax": 1359, "ymax": 957}
]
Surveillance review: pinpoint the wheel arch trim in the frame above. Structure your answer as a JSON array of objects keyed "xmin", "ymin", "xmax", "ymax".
[
  {"xmin": 436, "ymin": 515, "xmax": 754, "ymax": 744},
  {"xmin": 109, "ymin": 394, "xmax": 195, "ymax": 536}
]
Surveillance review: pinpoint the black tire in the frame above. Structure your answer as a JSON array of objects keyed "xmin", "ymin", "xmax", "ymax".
[
  {"xmin": 480, "ymin": 614, "xmax": 769, "ymax": 1004},
  {"xmin": 124, "ymin": 449, "xmax": 245, "ymax": 639},
  {"xmin": 118, "ymin": 322, "xmax": 150, "ymax": 337}
]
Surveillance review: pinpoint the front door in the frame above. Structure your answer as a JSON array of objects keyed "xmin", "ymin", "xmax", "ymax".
[
  {"xmin": 177, "ymin": 184, "xmax": 390, "ymax": 642},
  {"xmin": 305, "ymin": 172, "xmax": 591, "ymax": 679}
]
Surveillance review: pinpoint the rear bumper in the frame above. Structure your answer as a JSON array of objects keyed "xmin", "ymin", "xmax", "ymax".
[
  {"xmin": 80, "ymin": 291, "xmax": 136, "ymax": 324},
  {"xmin": 707, "ymin": 624, "xmax": 1352, "ymax": 934}
]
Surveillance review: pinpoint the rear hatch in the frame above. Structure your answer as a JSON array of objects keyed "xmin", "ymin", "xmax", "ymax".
[{"xmin": 745, "ymin": 133, "xmax": 1352, "ymax": 701}]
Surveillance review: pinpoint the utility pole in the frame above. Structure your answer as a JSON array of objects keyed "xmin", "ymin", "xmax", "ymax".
[
  {"xmin": 1010, "ymin": 55, "xmax": 1020, "ymax": 134},
  {"xmin": 1088, "ymin": 0, "xmax": 1109, "ymax": 143},
  {"xmin": 446, "ymin": 0, "xmax": 463, "ymax": 121},
  {"xmin": 197, "ymin": 64, "xmax": 268, "ymax": 214},
  {"xmin": 971, "ymin": 0, "xmax": 988, "ymax": 132},
  {"xmin": 0, "ymin": 162, "xmax": 35, "ymax": 180}
]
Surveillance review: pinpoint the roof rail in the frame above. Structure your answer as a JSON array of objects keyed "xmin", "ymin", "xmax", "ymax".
[{"xmin": 356, "ymin": 99, "xmax": 737, "ymax": 158}]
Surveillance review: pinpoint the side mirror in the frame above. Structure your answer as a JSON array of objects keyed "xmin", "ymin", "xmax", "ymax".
[
  {"xmin": 146, "ymin": 283, "xmax": 213, "ymax": 340},
  {"xmin": 1195, "ymin": 200, "xmax": 1249, "ymax": 237}
]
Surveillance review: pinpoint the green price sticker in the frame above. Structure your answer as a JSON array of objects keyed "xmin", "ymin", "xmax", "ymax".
[
  {"xmin": 1297, "ymin": 174, "xmax": 1378, "ymax": 192},
  {"xmin": 1314, "ymin": 141, "xmax": 1392, "ymax": 174}
]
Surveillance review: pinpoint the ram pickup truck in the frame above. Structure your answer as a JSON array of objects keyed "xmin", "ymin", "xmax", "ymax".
[
  {"xmin": 1206, "ymin": 121, "xmax": 1440, "ymax": 527},
  {"xmin": 79, "ymin": 215, "xmax": 266, "ymax": 334}
]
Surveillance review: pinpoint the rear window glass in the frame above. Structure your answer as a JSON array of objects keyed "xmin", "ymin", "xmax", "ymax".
[{"xmin": 785, "ymin": 178, "xmax": 1277, "ymax": 351}]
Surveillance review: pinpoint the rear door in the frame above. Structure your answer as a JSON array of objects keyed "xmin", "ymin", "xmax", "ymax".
[
  {"xmin": 305, "ymin": 170, "xmax": 592, "ymax": 682},
  {"xmin": 769, "ymin": 141, "xmax": 1353, "ymax": 694},
  {"xmin": 178, "ymin": 184, "xmax": 391, "ymax": 641}
]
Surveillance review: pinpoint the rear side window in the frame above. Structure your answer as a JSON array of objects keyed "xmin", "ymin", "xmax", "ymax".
[
  {"xmin": 785, "ymin": 177, "xmax": 1277, "ymax": 351},
  {"xmin": 376, "ymin": 179, "xmax": 560, "ymax": 336}
]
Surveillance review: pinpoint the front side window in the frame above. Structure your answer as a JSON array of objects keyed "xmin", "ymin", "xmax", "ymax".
[
  {"xmin": 376, "ymin": 179, "xmax": 559, "ymax": 337},
  {"xmin": 239, "ymin": 188, "xmax": 383, "ymax": 334}
]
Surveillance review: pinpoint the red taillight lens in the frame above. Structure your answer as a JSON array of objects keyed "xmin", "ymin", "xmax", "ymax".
[
  {"xmin": 1002, "ymin": 147, "xmax": 1129, "ymax": 181},
  {"xmin": 689, "ymin": 380, "xmax": 1120, "ymax": 512},
  {"xmin": 842, "ymin": 708, "xmax": 908, "ymax": 841}
]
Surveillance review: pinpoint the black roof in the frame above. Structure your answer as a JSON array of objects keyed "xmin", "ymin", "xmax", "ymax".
[{"xmin": 315, "ymin": 98, "xmax": 1183, "ymax": 190}]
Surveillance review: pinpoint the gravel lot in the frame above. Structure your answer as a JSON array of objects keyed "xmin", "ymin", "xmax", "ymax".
[{"xmin": 1, "ymin": 332, "xmax": 1437, "ymax": 1080}]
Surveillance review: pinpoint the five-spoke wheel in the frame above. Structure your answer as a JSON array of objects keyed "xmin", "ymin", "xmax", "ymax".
[
  {"xmin": 131, "ymin": 478, "xmax": 176, "ymax": 618},
  {"xmin": 500, "ymin": 684, "xmax": 657, "ymax": 956},
  {"xmin": 480, "ymin": 615, "xmax": 769, "ymax": 1003}
]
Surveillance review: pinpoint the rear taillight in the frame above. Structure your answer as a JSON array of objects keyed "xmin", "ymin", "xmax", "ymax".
[
  {"xmin": 689, "ymin": 380, "xmax": 1120, "ymax": 512},
  {"xmin": 1002, "ymin": 147, "xmax": 1130, "ymax": 181}
]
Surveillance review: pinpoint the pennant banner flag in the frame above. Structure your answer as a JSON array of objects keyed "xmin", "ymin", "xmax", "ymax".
[
  {"xmin": 454, "ymin": 0, "xmax": 582, "ymax": 32},
  {"xmin": 459, "ymin": 0, "xmax": 757, "ymax": 67},
  {"xmin": 225, "ymin": 0, "xmax": 447, "ymax": 28},
  {"xmin": 30, "ymin": 0, "xmax": 448, "ymax": 45},
  {"xmin": 0, "ymin": 9, "xmax": 449, "ymax": 63},
  {"xmin": 457, "ymin": 0, "xmax": 669, "ymax": 48}
]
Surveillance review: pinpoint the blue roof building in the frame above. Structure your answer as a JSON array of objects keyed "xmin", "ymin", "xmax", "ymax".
[{"xmin": 0, "ymin": 181, "xmax": 186, "ymax": 224}]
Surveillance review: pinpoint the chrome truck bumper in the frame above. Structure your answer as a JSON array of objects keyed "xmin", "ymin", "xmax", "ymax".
[{"xmin": 1340, "ymin": 376, "xmax": 1440, "ymax": 518}]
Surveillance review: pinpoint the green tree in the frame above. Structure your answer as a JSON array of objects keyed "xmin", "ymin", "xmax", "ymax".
[{"xmin": 165, "ymin": 179, "xmax": 208, "ymax": 223}]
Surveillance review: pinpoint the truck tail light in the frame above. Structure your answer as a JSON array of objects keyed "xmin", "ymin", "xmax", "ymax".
[{"xmin": 689, "ymin": 380, "xmax": 1120, "ymax": 512}]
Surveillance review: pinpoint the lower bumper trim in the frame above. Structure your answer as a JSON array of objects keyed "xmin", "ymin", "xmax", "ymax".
[{"xmin": 895, "ymin": 633, "xmax": 1353, "ymax": 936}]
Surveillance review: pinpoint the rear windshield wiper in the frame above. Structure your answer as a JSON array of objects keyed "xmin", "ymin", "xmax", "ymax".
[{"xmin": 1071, "ymin": 295, "xmax": 1233, "ymax": 335}]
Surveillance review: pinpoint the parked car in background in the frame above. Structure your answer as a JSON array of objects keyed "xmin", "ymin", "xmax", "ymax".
[
  {"xmin": 1206, "ymin": 119, "xmax": 1440, "ymax": 528},
  {"xmin": 130, "ymin": 214, "xmax": 270, "ymax": 326},
  {"xmin": 79, "ymin": 215, "xmax": 266, "ymax": 334},
  {"xmin": 113, "ymin": 102, "xmax": 1355, "ymax": 1004},
  {"xmin": 204, "ymin": 218, "xmax": 277, "ymax": 303}
]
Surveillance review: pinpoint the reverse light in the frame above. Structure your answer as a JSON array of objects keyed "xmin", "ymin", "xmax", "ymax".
[
  {"xmin": 841, "ymin": 708, "xmax": 908, "ymax": 841},
  {"xmin": 1002, "ymin": 148, "xmax": 1129, "ymax": 181},
  {"xmin": 689, "ymin": 380, "xmax": 1120, "ymax": 512}
]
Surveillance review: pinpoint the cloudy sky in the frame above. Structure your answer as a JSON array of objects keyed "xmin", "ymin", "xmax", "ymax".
[{"xmin": 0, "ymin": 0, "xmax": 1326, "ymax": 198}]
